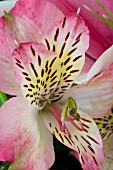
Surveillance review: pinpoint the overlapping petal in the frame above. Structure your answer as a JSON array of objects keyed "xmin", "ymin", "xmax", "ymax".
[
  {"xmin": 85, "ymin": 45, "xmax": 113, "ymax": 82},
  {"xmin": 0, "ymin": 97, "xmax": 54, "ymax": 170},
  {"xmin": 42, "ymin": 104, "xmax": 104, "ymax": 170},
  {"xmin": 76, "ymin": 45, "xmax": 113, "ymax": 84},
  {"xmin": 0, "ymin": 18, "xmax": 20, "ymax": 95}
]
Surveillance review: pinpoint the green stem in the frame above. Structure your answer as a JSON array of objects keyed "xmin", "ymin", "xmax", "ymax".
[
  {"xmin": 84, "ymin": 5, "xmax": 113, "ymax": 29},
  {"xmin": 61, "ymin": 102, "xmax": 68, "ymax": 122},
  {"xmin": 0, "ymin": 92, "xmax": 7, "ymax": 107},
  {"xmin": 96, "ymin": 0, "xmax": 113, "ymax": 20}
]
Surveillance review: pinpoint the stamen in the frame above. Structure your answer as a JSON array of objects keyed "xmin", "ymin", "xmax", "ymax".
[
  {"xmin": 60, "ymin": 97, "xmax": 83, "ymax": 132},
  {"xmin": 54, "ymin": 110, "xmax": 72, "ymax": 137},
  {"xmin": 68, "ymin": 97, "xmax": 77, "ymax": 117},
  {"xmin": 66, "ymin": 115, "xmax": 84, "ymax": 131},
  {"xmin": 61, "ymin": 122, "xmax": 71, "ymax": 137},
  {"xmin": 14, "ymin": 39, "xmax": 20, "ymax": 47},
  {"xmin": 61, "ymin": 97, "xmax": 80, "ymax": 121}
]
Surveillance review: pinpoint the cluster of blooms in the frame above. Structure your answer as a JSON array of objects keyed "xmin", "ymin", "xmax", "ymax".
[{"xmin": 0, "ymin": 0, "xmax": 113, "ymax": 170}]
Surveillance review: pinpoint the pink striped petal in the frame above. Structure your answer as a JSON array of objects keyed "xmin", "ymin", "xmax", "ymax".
[
  {"xmin": 0, "ymin": 97, "xmax": 55, "ymax": 170},
  {"xmin": 42, "ymin": 104, "xmax": 104, "ymax": 170},
  {"xmin": 42, "ymin": 14, "xmax": 89, "ymax": 98}
]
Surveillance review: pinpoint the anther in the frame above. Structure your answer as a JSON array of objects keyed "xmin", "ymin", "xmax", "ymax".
[{"xmin": 61, "ymin": 96, "xmax": 81, "ymax": 121}]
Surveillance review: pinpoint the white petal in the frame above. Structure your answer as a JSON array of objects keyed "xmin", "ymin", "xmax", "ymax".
[{"xmin": 76, "ymin": 45, "xmax": 113, "ymax": 84}]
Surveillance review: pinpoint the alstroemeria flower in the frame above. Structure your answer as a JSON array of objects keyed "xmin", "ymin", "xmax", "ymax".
[
  {"xmin": 0, "ymin": 0, "xmax": 105, "ymax": 170},
  {"xmin": 49, "ymin": 0, "xmax": 113, "ymax": 74},
  {"xmin": 0, "ymin": 0, "xmax": 18, "ymax": 17}
]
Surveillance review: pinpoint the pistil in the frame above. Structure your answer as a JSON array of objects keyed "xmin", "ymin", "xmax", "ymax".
[{"xmin": 61, "ymin": 97, "xmax": 81, "ymax": 121}]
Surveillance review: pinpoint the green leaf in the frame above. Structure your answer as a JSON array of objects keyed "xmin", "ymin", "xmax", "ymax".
[
  {"xmin": 0, "ymin": 161, "xmax": 10, "ymax": 170},
  {"xmin": 0, "ymin": 92, "xmax": 7, "ymax": 107},
  {"xmin": 95, "ymin": 0, "xmax": 113, "ymax": 20},
  {"xmin": 84, "ymin": 5, "xmax": 113, "ymax": 29}
]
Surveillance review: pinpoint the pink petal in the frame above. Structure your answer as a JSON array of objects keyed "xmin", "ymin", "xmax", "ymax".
[
  {"xmin": 42, "ymin": 104, "xmax": 104, "ymax": 170},
  {"xmin": 0, "ymin": 18, "xmax": 20, "ymax": 95},
  {"xmin": 49, "ymin": 0, "xmax": 113, "ymax": 59},
  {"xmin": 86, "ymin": 45, "xmax": 113, "ymax": 82},
  {"xmin": 3, "ymin": 13, "xmax": 40, "ymax": 53},
  {"xmin": 82, "ymin": 55, "xmax": 96, "ymax": 74},
  {"xmin": 42, "ymin": 14, "xmax": 89, "ymax": 98},
  {"xmin": 11, "ymin": 0, "xmax": 64, "ymax": 36},
  {"xmin": 0, "ymin": 0, "xmax": 17, "ymax": 17},
  {"xmin": 63, "ymin": 62, "xmax": 113, "ymax": 118},
  {"xmin": 0, "ymin": 97, "xmax": 55, "ymax": 170}
]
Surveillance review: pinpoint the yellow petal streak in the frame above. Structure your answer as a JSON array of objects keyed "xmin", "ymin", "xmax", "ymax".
[{"xmin": 95, "ymin": 109, "xmax": 113, "ymax": 140}]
